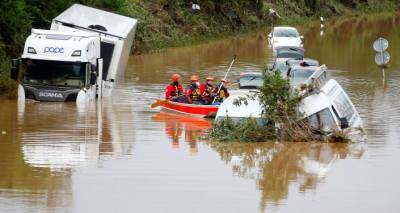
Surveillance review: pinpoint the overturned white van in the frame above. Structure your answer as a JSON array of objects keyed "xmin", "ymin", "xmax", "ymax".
[{"xmin": 215, "ymin": 69, "xmax": 363, "ymax": 137}]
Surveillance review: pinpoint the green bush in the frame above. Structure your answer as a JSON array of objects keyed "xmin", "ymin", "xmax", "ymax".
[
  {"xmin": 0, "ymin": 48, "xmax": 17, "ymax": 97},
  {"xmin": 208, "ymin": 117, "xmax": 275, "ymax": 142}
]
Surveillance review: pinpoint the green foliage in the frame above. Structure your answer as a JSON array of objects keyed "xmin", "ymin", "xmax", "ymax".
[
  {"xmin": 0, "ymin": 48, "xmax": 17, "ymax": 97},
  {"xmin": 207, "ymin": 117, "xmax": 275, "ymax": 142},
  {"xmin": 259, "ymin": 70, "xmax": 301, "ymax": 124},
  {"xmin": 0, "ymin": 0, "xmax": 31, "ymax": 55}
]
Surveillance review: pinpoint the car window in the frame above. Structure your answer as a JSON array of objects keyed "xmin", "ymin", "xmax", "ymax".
[
  {"xmin": 274, "ymin": 61, "xmax": 289, "ymax": 74},
  {"xmin": 290, "ymin": 69, "xmax": 315, "ymax": 86},
  {"xmin": 273, "ymin": 28, "xmax": 299, "ymax": 38},
  {"xmin": 332, "ymin": 92, "xmax": 355, "ymax": 122}
]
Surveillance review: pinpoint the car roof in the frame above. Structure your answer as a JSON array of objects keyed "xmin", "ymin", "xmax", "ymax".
[
  {"xmin": 290, "ymin": 65, "xmax": 320, "ymax": 71},
  {"xmin": 275, "ymin": 46, "xmax": 304, "ymax": 59},
  {"xmin": 286, "ymin": 58, "xmax": 319, "ymax": 67},
  {"xmin": 273, "ymin": 26, "xmax": 298, "ymax": 31},
  {"xmin": 239, "ymin": 72, "xmax": 262, "ymax": 77}
]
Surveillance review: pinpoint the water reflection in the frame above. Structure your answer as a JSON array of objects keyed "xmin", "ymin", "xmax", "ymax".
[
  {"xmin": 0, "ymin": 99, "xmax": 73, "ymax": 211},
  {"xmin": 209, "ymin": 142, "xmax": 365, "ymax": 211},
  {"xmin": 152, "ymin": 112, "xmax": 211, "ymax": 154},
  {"xmin": 15, "ymin": 100, "xmax": 136, "ymax": 169}
]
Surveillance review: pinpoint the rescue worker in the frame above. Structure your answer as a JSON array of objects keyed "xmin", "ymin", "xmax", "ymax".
[
  {"xmin": 213, "ymin": 79, "xmax": 230, "ymax": 104},
  {"xmin": 165, "ymin": 73, "xmax": 184, "ymax": 102},
  {"xmin": 200, "ymin": 76, "xmax": 215, "ymax": 105},
  {"xmin": 186, "ymin": 75, "xmax": 202, "ymax": 104}
]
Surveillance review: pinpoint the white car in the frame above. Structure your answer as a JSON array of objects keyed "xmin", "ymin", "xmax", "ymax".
[{"xmin": 268, "ymin": 26, "xmax": 303, "ymax": 49}]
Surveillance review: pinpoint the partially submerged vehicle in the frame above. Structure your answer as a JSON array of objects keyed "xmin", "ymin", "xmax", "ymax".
[
  {"xmin": 268, "ymin": 27, "xmax": 304, "ymax": 49},
  {"xmin": 286, "ymin": 58, "xmax": 319, "ymax": 68},
  {"xmin": 268, "ymin": 47, "xmax": 305, "ymax": 75},
  {"xmin": 287, "ymin": 63, "xmax": 327, "ymax": 88},
  {"xmin": 275, "ymin": 46, "xmax": 304, "ymax": 58},
  {"xmin": 10, "ymin": 4, "xmax": 138, "ymax": 103},
  {"xmin": 215, "ymin": 67, "xmax": 363, "ymax": 136},
  {"xmin": 300, "ymin": 78, "xmax": 363, "ymax": 134},
  {"xmin": 215, "ymin": 91, "xmax": 264, "ymax": 124}
]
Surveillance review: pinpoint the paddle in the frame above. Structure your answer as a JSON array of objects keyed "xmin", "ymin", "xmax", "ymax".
[{"xmin": 212, "ymin": 55, "xmax": 236, "ymax": 104}]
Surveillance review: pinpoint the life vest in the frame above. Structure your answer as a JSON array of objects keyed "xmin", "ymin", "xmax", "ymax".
[
  {"xmin": 171, "ymin": 83, "xmax": 183, "ymax": 96},
  {"xmin": 215, "ymin": 86, "xmax": 229, "ymax": 102},
  {"xmin": 205, "ymin": 84, "xmax": 214, "ymax": 94},
  {"xmin": 187, "ymin": 84, "xmax": 201, "ymax": 102}
]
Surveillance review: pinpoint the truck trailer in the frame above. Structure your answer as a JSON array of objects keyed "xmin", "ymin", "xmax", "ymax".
[{"xmin": 10, "ymin": 4, "xmax": 138, "ymax": 103}]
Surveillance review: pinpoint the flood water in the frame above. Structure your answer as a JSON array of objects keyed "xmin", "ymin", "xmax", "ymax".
[{"xmin": 1, "ymin": 13, "xmax": 400, "ymax": 212}]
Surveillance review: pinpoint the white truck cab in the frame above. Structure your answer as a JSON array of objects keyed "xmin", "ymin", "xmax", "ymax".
[
  {"xmin": 15, "ymin": 29, "xmax": 100, "ymax": 102},
  {"xmin": 10, "ymin": 4, "xmax": 138, "ymax": 103}
]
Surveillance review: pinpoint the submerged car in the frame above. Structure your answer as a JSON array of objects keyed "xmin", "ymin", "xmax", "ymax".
[
  {"xmin": 216, "ymin": 65, "xmax": 363, "ymax": 137},
  {"xmin": 268, "ymin": 47, "xmax": 306, "ymax": 75},
  {"xmin": 287, "ymin": 63, "xmax": 327, "ymax": 88},
  {"xmin": 268, "ymin": 26, "xmax": 304, "ymax": 49},
  {"xmin": 269, "ymin": 57, "xmax": 320, "ymax": 81}
]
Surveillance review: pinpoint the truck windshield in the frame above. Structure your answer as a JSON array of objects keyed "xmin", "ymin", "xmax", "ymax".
[{"xmin": 23, "ymin": 59, "xmax": 86, "ymax": 87}]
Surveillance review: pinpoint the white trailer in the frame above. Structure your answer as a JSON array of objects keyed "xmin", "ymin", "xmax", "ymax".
[{"xmin": 10, "ymin": 4, "xmax": 138, "ymax": 102}]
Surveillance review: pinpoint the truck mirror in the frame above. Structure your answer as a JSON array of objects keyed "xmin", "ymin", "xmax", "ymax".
[
  {"xmin": 90, "ymin": 71, "xmax": 97, "ymax": 85},
  {"xmin": 340, "ymin": 117, "xmax": 349, "ymax": 129},
  {"xmin": 10, "ymin": 59, "xmax": 20, "ymax": 80}
]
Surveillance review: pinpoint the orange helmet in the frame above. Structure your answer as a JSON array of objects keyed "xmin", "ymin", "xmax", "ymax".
[
  {"xmin": 190, "ymin": 75, "xmax": 199, "ymax": 82},
  {"xmin": 171, "ymin": 74, "xmax": 181, "ymax": 81},
  {"xmin": 220, "ymin": 78, "xmax": 229, "ymax": 83},
  {"xmin": 205, "ymin": 76, "xmax": 214, "ymax": 81}
]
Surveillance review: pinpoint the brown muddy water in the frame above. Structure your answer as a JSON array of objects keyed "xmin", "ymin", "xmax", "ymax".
[{"xmin": 1, "ymin": 13, "xmax": 400, "ymax": 212}]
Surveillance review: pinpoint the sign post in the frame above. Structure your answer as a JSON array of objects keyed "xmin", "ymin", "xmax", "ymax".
[{"xmin": 373, "ymin": 37, "xmax": 390, "ymax": 84}]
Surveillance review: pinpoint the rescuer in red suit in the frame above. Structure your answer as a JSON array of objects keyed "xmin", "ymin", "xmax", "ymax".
[
  {"xmin": 186, "ymin": 75, "xmax": 202, "ymax": 104},
  {"xmin": 165, "ymin": 73, "xmax": 184, "ymax": 102},
  {"xmin": 200, "ymin": 76, "xmax": 215, "ymax": 105}
]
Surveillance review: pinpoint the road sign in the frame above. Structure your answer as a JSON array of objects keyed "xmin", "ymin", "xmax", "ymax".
[
  {"xmin": 375, "ymin": 51, "xmax": 390, "ymax": 66},
  {"xmin": 373, "ymin": 37, "xmax": 389, "ymax": 52}
]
